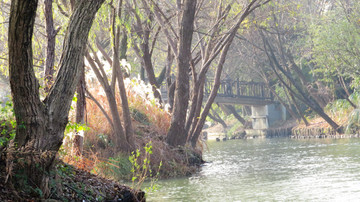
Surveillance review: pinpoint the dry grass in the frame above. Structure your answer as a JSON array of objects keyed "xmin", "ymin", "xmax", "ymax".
[
  {"xmin": 294, "ymin": 104, "xmax": 352, "ymax": 130},
  {"xmin": 61, "ymin": 78, "xmax": 199, "ymax": 180}
]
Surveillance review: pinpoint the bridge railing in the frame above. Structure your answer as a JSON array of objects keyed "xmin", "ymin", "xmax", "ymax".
[{"xmin": 205, "ymin": 79, "xmax": 273, "ymax": 100}]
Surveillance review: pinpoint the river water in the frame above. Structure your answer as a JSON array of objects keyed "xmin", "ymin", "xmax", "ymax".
[{"xmin": 146, "ymin": 138, "xmax": 360, "ymax": 201}]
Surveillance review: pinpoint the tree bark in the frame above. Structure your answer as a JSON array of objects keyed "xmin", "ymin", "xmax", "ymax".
[
  {"xmin": 166, "ymin": 44, "xmax": 175, "ymax": 110},
  {"xmin": 224, "ymin": 105, "xmax": 247, "ymax": 125},
  {"xmin": 208, "ymin": 109, "xmax": 227, "ymax": 129},
  {"xmin": 74, "ymin": 63, "xmax": 86, "ymax": 155},
  {"xmin": 8, "ymin": 0, "xmax": 104, "ymax": 196},
  {"xmin": 112, "ymin": 2, "xmax": 135, "ymax": 151},
  {"xmin": 166, "ymin": 0, "xmax": 197, "ymax": 147},
  {"xmin": 44, "ymin": 0, "xmax": 59, "ymax": 93}
]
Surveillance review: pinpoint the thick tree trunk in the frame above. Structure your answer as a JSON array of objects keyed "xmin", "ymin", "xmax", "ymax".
[
  {"xmin": 8, "ymin": 0, "xmax": 104, "ymax": 197},
  {"xmin": 166, "ymin": 0, "xmax": 197, "ymax": 147}
]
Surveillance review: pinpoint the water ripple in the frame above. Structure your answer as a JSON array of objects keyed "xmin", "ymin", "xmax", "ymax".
[{"xmin": 147, "ymin": 138, "xmax": 360, "ymax": 201}]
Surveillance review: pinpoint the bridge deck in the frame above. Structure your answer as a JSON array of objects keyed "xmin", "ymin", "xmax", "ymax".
[
  {"xmin": 205, "ymin": 79, "xmax": 274, "ymax": 105},
  {"xmin": 161, "ymin": 79, "xmax": 275, "ymax": 106},
  {"xmin": 213, "ymin": 96, "xmax": 274, "ymax": 106}
]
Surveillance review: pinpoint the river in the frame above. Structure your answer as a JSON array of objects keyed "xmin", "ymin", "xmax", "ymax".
[{"xmin": 146, "ymin": 138, "xmax": 360, "ymax": 201}]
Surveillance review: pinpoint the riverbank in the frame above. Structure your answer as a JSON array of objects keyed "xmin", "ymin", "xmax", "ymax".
[
  {"xmin": 0, "ymin": 158, "xmax": 144, "ymax": 201},
  {"xmin": 62, "ymin": 122, "xmax": 203, "ymax": 181},
  {"xmin": 203, "ymin": 114, "xmax": 357, "ymax": 140},
  {"xmin": 0, "ymin": 119, "xmax": 202, "ymax": 201},
  {"xmin": 203, "ymin": 118, "xmax": 297, "ymax": 140}
]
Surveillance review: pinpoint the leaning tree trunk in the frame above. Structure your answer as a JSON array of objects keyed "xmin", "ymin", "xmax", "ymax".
[
  {"xmin": 8, "ymin": 0, "xmax": 104, "ymax": 197},
  {"xmin": 208, "ymin": 108, "xmax": 227, "ymax": 129},
  {"xmin": 262, "ymin": 35, "xmax": 341, "ymax": 132},
  {"xmin": 224, "ymin": 105, "xmax": 247, "ymax": 126},
  {"xmin": 166, "ymin": 0, "xmax": 197, "ymax": 147}
]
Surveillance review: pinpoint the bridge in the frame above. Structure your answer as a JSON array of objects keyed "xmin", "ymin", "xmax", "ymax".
[
  {"xmin": 204, "ymin": 79, "xmax": 286, "ymax": 132},
  {"xmin": 204, "ymin": 79, "xmax": 274, "ymax": 106},
  {"xmin": 160, "ymin": 79, "xmax": 286, "ymax": 131}
]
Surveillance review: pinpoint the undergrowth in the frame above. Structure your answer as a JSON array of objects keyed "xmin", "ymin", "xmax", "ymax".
[
  {"xmin": 297, "ymin": 90, "xmax": 360, "ymax": 134},
  {"xmin": 60, "ymin": 77, "xmax": 199, "ymax": 194},
  {"xmin": 0, "ymin": 100, "xmax": 15, "ymax": 148}
]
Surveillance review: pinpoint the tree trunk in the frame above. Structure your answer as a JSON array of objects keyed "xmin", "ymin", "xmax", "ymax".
[
  {"xmin": 166, "ymin": 44, "xmax": 175, "ymax": 110},
  {"xmin": 141, "ymin": 35, "xmax": 163, "ymax": 102},
  {"xmin": 114, "ymin": 40, "xmax": 135, "ymax": 149},
  {"xmin": 265, "ymin": 82, "xmax": 299, "ymax": 122},
  {"xmin": 219, "ymin": 104, "xmax": 232, "ymax": 116},
  {"xmin": 224, "ymin": 105, "xmax": 247, "ymax": 125},
  {"xmin": 8, "ymin": 0, "xmax": 104, "ymax": 197},
  {"xmin": 112, "ymin": 6, "xmax": 135, "ymax": 151},
  {"xmin": 168, "ymin": 80, "xmax": 176, "ymax": 111},
  {"xmin": 85, "ymin": 52, "xmax": 132, "ymax": 152},
  {"xmin": 187, "ymin": 78, "xmax": 205, "ymax": 138},
  {"xmin": 188, "ymin": 0, "xmax": 267, "ymax": 147},
  {"xmin": 208, "ymin": 108, "xmax": 227, "ymax": 129},
  {"xmin": 166, "ymin": 0, "xmax": 197, "ymax": 147},
  {"xmin": 74, "ymin": 63, "xmax": 86, "ymax": 156},
  {"xmin": 44, "ymin": 0, "xmax": 58, "ymax": 92},
  {"xmin": 190, "ymin": 41, "xmax": 232, "ymax": 147},
  {"xmin": 339, "ymin": 76, "xmax": 357, "ymax": 108},
  {"xmin": 262, "ymin": 35, "xmax": 341, "ymax": 132},
  {"xmin": 287, "ymin": 88, "xmax": 309, "ymax": 126}
]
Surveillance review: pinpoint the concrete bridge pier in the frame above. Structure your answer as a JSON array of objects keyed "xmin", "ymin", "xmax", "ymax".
[
  {"xmin": 246, "ymin": 103, "xmax": 287, "ymax": 138},
  {"xmin": 251, "ymin": 105, "xmax": 269, "ymax": 130}
]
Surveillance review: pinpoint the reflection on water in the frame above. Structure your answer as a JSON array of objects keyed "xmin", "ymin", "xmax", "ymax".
[{"xmin": 146, "ymin": 138, "xmax": 360, "ymax": 201}]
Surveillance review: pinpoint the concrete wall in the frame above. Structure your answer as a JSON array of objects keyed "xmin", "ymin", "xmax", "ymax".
[
  {"xmin": 267, "ymin": 103, "xmax": 286, "ymax": 126},
  {"xmin": 251, "ymin": 103, "xmax": 286, "ymax": 129},
  {"xmin": 251, "ymin": 105, "xmax": 268, "ymax": 129}
]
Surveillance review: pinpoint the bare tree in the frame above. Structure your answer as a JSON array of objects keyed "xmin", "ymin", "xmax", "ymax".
[{"xmin": 145, "ymin": 0, "xmax": 271, "ymax": 147}]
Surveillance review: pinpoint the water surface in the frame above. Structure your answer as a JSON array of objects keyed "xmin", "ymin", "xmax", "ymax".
[{"xmin": 147, "ymin": 138, "xmax": 360, "ymax": 201}]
